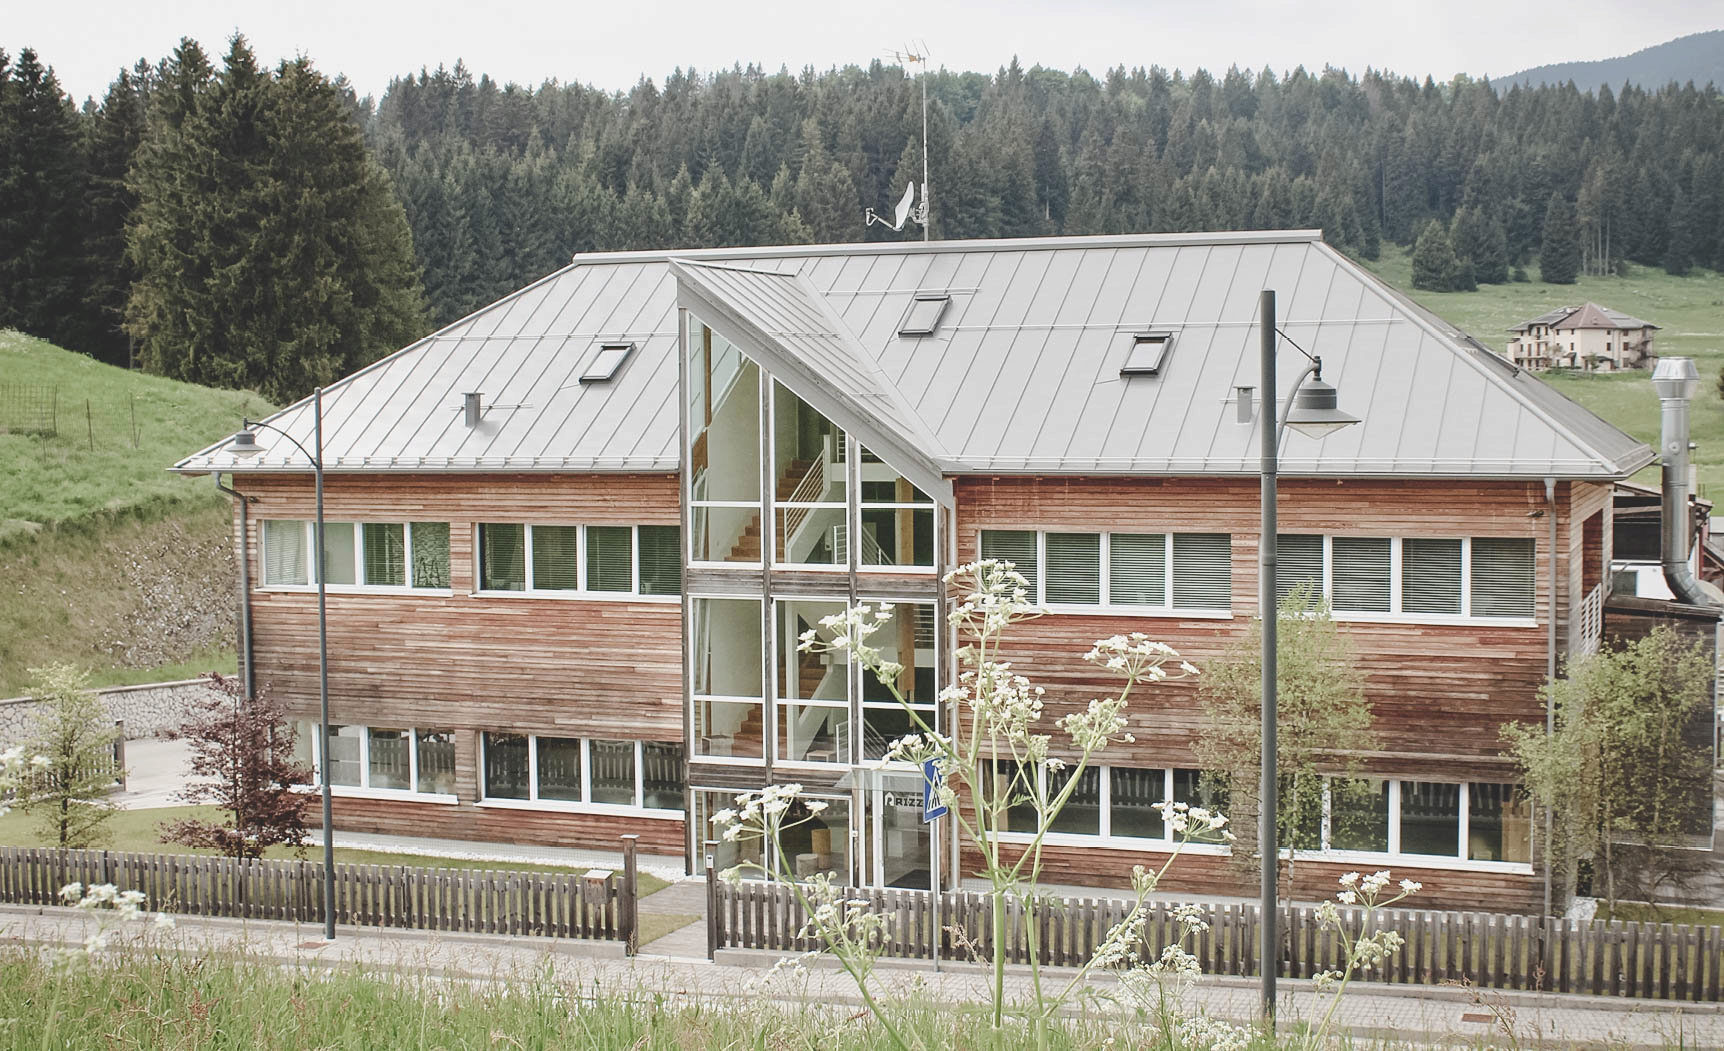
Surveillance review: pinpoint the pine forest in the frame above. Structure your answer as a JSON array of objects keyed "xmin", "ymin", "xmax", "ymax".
[{"xmin": 3, "ymin": 36, "xmax": 1723, "ymax": 400}]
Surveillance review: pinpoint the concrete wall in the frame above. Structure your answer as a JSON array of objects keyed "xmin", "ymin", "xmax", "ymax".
[{"xmin": 0, "ymin": 678, "xmax": 221, "ymax": 742}]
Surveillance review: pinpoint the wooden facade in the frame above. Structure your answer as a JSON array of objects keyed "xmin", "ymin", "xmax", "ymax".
[{"xmin": 233, "ymin": 472, "xmax": 686, "ymax": 851}]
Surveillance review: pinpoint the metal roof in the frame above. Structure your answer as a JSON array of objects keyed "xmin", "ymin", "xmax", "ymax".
[
  {"xmin": 1510, "ymin": 302, "xmax": 1659, "ymax": 332},
  {"xmin": 175, "ymin": 230, "xmax": 1653, "ymax": 481}
]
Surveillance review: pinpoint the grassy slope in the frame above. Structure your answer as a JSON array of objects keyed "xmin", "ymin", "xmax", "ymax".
[
  {"xmin": 0, "ymin": 332, "xmax": 271, "ymax": 694},
  {"xmin": 1359, "ymin": 247, "xmax": 1724, "ymax": 497}
]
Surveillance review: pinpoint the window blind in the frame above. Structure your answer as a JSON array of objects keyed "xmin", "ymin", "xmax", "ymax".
[
  {"xmin": 1109, "ymin": 533, "xmax": 1167, "ymax": 605},
  {"xmin": 321, "ymin": 522, "xmax": 357, "ymax": 585},
  {"xmin": 1044, "ymin": 532, "xmax": 1101, "ymax": 604},
  {"xmin": 363, "ymin": 523, "xmax": 406, "ymax": 586},
  {"xmin": 1470, "ymin": 537, "xmax": 1536, "ymax": 617},
  {"xmin": 1171, "ymin": 533, "xmax": 1232, "ymax": 610},
  {"xmin": 1332, "ymin": 536, "xmax": 1391, "ymax": 612},
  {"xmin": 638, "ymin": 525, "xmax": 681, "ymax": 595},
  {"xmin": 1275, "ymin": 534, "xmax": 1324, "ymax": 603},
  {"xmin": 1402, "ymin": 537, "xmax": 1463, "ymax": 614},
  {"xmin": 409, "ymin": 522, "xmax": 451, "ymax": 589},
  {"xmin": 262, "ymin": 521, "xmax": 308, "ymax": 585},
  {"xmin": 980, "ymin": 530, "xmax": 1039, "ymax": 593},
  {"xmin": 587, "ymin": 526, "xmax": 634, "ymax": 592},
  {"xmin": 530, "ymin": 525, "xmax": 580, "ymax": 590},
  {"xmin": 480, "ymin": 524, "xmax": 526, "ymax": 591}
]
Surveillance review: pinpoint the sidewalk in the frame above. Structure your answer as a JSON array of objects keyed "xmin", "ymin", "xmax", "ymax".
[{"xmin": 0, "ymin": 904, "xmax": 1711, "ymax": 1048}]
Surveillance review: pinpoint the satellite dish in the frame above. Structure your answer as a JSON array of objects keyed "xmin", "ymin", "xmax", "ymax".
[{"xmin": 892, "ymin": 182, "xmax": 916, "ymax": 229}]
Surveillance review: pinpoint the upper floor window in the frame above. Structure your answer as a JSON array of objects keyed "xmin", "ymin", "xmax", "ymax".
[
  {"xmin": 261, "ymin": 520, "xmax": 450, "ymax": 590},
  {"xmin": 1277, "ymin": 534, "xmax": 1534, "ymax": 619},
  {"xmin": 980, "ymin": 529, "xmax": 1232, "ymax": 612},
  {"xmin": 476, "ymin": 523, "xmax": 680, "ymax": 596}
]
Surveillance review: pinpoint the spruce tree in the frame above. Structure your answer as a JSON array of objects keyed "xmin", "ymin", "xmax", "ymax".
[
  {"xmin": 1450, "ymin": 205, "xmax": 1508, "ymax": 284},
  {"xmin": 1663, "ymin": 186, "xmax": 1696, "ymax": 277},
  {"xmin": 1539, "ymin": 192, "xmax": 1581, "ymax": 285},
  {"xmin": 0, "ymin": 48, "xmax": 86, "ymax": 346},
  {"xmin": 72, "ymin": 66, "xmax": 149, "ymax": 365},
  {"xmin": 1410, "ymin": 221, "xmax": 1463, "ymax": 291}
]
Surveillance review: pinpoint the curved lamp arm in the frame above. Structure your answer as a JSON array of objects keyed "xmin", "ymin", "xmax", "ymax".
[
  {"xmin": 1275, "ymin": 362, "xmax": 1320, "ymax": 447},
  {"xmin": 236, "ymin": 415, "xmax": 322, "ymax": 469}
]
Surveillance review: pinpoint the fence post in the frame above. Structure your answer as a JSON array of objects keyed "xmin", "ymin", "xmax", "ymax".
[
  {"xmin": 704, "ymin": 839, "xmax": 719, "ymax": 960},
  {"xmin": 113, "ymin": 723, "xmax": 126, "ymax": 792},
  {"xmin": 620, "ymin": 834, "xmax": 639, "ymax": 955}
]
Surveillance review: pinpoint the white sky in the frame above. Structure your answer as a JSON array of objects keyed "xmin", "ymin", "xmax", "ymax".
[{"xmin": 10, "ymin": 0, "xmax": 1721, "ymax": 106}]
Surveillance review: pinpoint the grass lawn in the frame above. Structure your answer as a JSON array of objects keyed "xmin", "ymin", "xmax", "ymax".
[
  {"xmin": 0, "ymin": 804, "xmax": 670, "ymax": 897},
  {"xmin": 1360, "ymin": 246, "xmax": 1724, "ymax": 497}
]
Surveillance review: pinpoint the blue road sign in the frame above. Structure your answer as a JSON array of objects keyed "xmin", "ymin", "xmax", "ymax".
[{"xmin": 922, "ymin": 759, "xmax": 948, "ymax": 822}]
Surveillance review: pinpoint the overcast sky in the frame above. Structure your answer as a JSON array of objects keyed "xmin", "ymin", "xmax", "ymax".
[{"xmin": 10, "ymin": 1, "xmax": 1721, "ymax": 105}]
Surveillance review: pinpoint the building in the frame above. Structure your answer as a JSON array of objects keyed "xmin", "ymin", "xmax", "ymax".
[
  {"xmin": 176, "ymin": 231, "xmax": 1696, "ymax": 912},
  {"xmin": 1506, "ymin": 303, "xmax": 1659, "ymax": 371}
]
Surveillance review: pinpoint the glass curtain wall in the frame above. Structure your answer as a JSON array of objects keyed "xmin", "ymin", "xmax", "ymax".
[
  {"xmin": 772, "ymin": 383, "xmax": 846, "ymax": 567},
  {"xmin": 688, "ymin": 321, "xmax": 762, "ymax": 564},
  {"xmin": 775, "ymin": 599, "xmax": 851, "ymax": 764}
]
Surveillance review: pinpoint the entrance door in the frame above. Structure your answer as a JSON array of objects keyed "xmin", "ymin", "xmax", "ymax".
[{"xmin": 868, "ymin": 783, "xmax": 932, "ymax": 889}]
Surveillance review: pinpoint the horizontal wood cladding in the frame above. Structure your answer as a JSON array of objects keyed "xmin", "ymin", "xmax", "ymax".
[
  {"xmin": 963, "ymin": 844, "xmax": 1541, "ymax": 913},
  {"xmin": 239, "ymin": 473, "xmax": 683, "ymax": 739},
  {"xmin": 233, "ymin": 472, "xmax": 680, "ymax": 524},
  {"xmin": 952, "ymin": 476, "xmax": 1577, "ymax": 775},
  {"xmin": 315, "ymin": 795, "xmax": 685, "ymax": 857}
]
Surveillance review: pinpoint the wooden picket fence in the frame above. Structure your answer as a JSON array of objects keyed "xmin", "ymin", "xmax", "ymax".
[
  {"xmin": 708, "ymin": 878, "xmax": 1724, "ymax": 1002},
  {"xmin": 0, "ymin": 845, "xmax": 638, "ymax": 948}
]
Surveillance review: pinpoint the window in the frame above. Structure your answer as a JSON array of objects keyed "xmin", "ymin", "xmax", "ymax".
[
  {"xmin": 979, "ymin": 530, "xmax": 1231, "ymax": 612},
  {"xmin": 687, "ymin": 322, "xmax": 761, "ymax": 562},
  {"xmin": 481, "ymin": 734, "xmax": 684, "ymax": 811},
  {"xmin": 1399, "ymin": 780, "xmax": 1461, "ymax": 857},
  {"xmin": 580, "ymin": 342, "xmax": 634, "ymax": 383},
  {"xmin": 897, "ymin": 293, "xmax": 950, "ymax": 337},
  {"xmin": 260, "ymin": 520, "xmax": 451, "ymax": 589},
  {"xmin": 1468, "ymin": 783, "xmax": 1532, "ymax": 862},
  {"xmin": 1329, "ymin": 778, "xmax": 1390, "ymax": 852},
  {"xmin": 693, "ymin": 596, "xmax": 764, "ymax": 760},
  {"xmin": 300, "ymin": 722, "xmax": 459, "ymax": 798},
  {"xmin": 1299, "ymin": 777, "xmax": 1531, "ymax": 866},
  {"xmin": 773, "ymin": 382, "xmax": 846, "ymax": 567},
  {"xmin": 1264, "ymin": 535, "xmax": 1534, "ymax": 621},
  {"xmin": 1470, "ymin": 537, "xmax": 1535, "ymax": 617},
  {"xmin": 1120, "ymin": 332, "xmax": 1173, "ymax": 376},
  {"xmin": 993, "ymin": 765, "xmax": 1228, "ymax": 846},
  {"xmin": 858, "ymin": 445, "xmax": 935, "ymax": 570},
  {"xmin": 478, "ymin": 524, "xmax": 681, "ymax": 597},
  {"xmin": 776, "ymin": 599, "xmax": 850, "ymax": 765}
]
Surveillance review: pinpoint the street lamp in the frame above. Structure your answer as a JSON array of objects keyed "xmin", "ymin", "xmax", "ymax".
[
  {"xmin": 1257, "ymin": 290, "xmax": 1360, "ymax": 1022},
  {"xmin": 229, "ymin": 387, "xmax": 335, "ymax": 942}
]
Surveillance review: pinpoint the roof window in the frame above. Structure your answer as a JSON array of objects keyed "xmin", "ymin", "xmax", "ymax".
[
  {"xmin": 1120, "ymin": 332, "xmax": 1174, "ymax": 376},
  {"xmin": 897, "ymin": 293, "xmax": 951, "ymax": 338},
  {"xmin": 580, "ymin": 342, "xmax": 635, "ymax": 383}
]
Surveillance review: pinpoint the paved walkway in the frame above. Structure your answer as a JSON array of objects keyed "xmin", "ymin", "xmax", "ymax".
[{"xmin": 0, "ymin": 905, "xmax": 1710, "ymax": 1048}]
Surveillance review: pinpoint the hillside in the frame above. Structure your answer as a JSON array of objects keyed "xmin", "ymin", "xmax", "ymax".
[
  {"xmin": 1360, "ymin": 247, "xmax": 1724, "ymax": 497},
  {"xmin": 1501, "ymin": 29, "xmax": 1724, "ymax": 91},
  {"xmin": 0, "ymin": 332, "xmax": 271, "ymax": 695}
]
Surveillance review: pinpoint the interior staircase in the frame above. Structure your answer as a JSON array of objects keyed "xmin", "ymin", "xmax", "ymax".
[{"xmin": 728, "ymin": 458, "xmax": 812, "ymax": 561}]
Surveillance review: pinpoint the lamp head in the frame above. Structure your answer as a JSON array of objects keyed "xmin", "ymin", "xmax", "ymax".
[
  {"xmin": 230, "ymin": 428, "xmax": 264, "ymax": 458},
  {"xmin": 1651, "ymin": 357, "xmax": 1699, "ymax": 402},
  {"xmin": 1283, "ymin": 377, "xmax": 1360, "ymax": 439}
]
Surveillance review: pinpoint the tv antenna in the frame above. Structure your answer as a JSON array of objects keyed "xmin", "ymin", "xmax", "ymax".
[{"xmin": 865, "ymin": 43, "xmax": 931, "ymax": 240}]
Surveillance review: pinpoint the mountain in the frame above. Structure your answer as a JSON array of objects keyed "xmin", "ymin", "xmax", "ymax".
[{"xmin": 1500, "ymin": 29, "xmax": 1724, "ymax": 92}]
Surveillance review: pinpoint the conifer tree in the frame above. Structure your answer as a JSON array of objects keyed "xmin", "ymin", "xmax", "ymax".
[
  {"xmin": 1539, "ymin": 192, "xmax": 1581, "ymax": 285},
  {"xmin": 1411, "ymin": 221, "xmax": 1466, "ymax": 291},
  {"xmin": 72, "ymin": 66, "xmax": 149, "ymax": 365},
  {"xmin": 1450, "ymin": 205, "xmax": 1508, "ymax": 284},
  {"xmin": 0, "ymin": 48, "xmax": 86, "ymax": 346},
  {"xmin": 1663, "ymin": 186, "xmax": 1696, "ymax": 277}
]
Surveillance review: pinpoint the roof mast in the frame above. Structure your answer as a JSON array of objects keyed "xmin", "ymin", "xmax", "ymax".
[{"xmin": 865, "ymin": 44, "xmax": 932, "ymax": 240}]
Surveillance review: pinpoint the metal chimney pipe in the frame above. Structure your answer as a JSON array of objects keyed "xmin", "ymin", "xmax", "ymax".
[
  {"xmin": 464, "ymin": 392, "xmax": 483, "ymax": 427},
  {"xmin": 1652, "ymin": 358, "xmax": 1711, "ymax": 606}
]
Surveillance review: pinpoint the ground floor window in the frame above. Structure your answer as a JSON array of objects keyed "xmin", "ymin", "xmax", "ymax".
[
  {"xmin": 481, "ymin": 733, "xmax": 685, "ymax": 813},
  {"xmin": 693, "ymin": 786, "xmax": 852, "ymax": 882},
  {"xmin": 296, "ymin": 722, "xmax": 457, "ymax": 799}
]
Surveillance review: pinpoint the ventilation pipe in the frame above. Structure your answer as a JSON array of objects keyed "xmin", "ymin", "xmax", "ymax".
[
  {"xmin": 1652, "ymin": 358, "xmax": 1712, "ymax": 606},
  {"xmin": 464, "ymin": 392, "xmax": 483, "ymax": 427}
]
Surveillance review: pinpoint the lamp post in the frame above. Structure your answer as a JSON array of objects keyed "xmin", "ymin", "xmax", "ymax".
[
  {"xmin": 1257, "ymin": 290, "xmax": 1359, "ymax": 1023},
  {"xmin": 229, "ymin": 387, "xmax": 335, "ymax": 942}
]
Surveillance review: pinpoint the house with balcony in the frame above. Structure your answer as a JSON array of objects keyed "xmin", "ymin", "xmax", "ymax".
[
  {"xmin": 1506, "ymin": 303, "xmax": 1659, "ymax": 371},
  {"xmin": 176, "ymin": 230, "xmax": 1701, "ymax": 912}
]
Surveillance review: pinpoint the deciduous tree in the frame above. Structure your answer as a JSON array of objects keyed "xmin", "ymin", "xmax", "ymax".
[{"xmin": 18, "ymin": 663, "xmax": 120, "ymax": 848}]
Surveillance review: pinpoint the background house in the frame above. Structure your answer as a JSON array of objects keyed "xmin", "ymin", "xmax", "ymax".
[{"xmin": 1506, "ymin": 303, "xmax": 1659, "ymax": 371}]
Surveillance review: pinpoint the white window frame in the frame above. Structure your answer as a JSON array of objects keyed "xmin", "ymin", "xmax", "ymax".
[
  {"xmin": 476, "ymin": 733, "xmax": 684, "ymax": 819},
  {"xmin": 1293, "ymin": 777, "xmax": 1532, "ymax": 874},
  {"xmin": 258, "ymin": 519, "xmax": 453, "ymax": 594},
  {"xmin": 1276, "ymin": 535, "xmax": 1535, "ymax": 627},
  {"xmin": 688, "ymin": 593, "xmax": 768, "ymax": 767},
  {"xmin": 302, "ymin": 723, "xmax": 458, "ymax": 804},
  {"xmin": 472, "ymin": 523, "xmax": 679, "ymax": 602},
  {"xmin": 993, "ymin": 764, "xmax": 1232, "ymax": 854},
  {"xmin": 982, "ymin": 530, "xmax": 1233, "ymax": 618}
]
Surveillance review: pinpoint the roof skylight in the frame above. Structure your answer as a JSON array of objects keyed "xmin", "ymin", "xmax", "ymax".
[
  {"xmin": 580, "ymin": 342, "xmax": 635, "ymax": 383},
  {"xmin": 1120, "ymin": 332, "xmax": 1174, "ymax": 376},
  {"xmin": 897, "ymin": 293, "xmax": 951, "ymax": 337}
]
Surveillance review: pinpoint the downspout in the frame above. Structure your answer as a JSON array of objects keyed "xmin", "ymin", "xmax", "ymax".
[
  {"xmin": 214, "ymin": 472, "xmax": 256, "ymax": 701},
  {"xmin": 1653, "ymin": 358, "xmax": 1713, "ymax": 606}
]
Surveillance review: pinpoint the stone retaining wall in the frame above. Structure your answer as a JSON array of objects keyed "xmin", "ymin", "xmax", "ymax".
[{"xmin": 0, "ymin": 679, "xmax": 219, "ymax": 741}]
